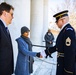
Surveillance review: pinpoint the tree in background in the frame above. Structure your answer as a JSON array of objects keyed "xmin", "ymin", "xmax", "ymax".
[
  {"xmin": 50, "ymin": 0, "xmax": 76, "ymax": 30},
  {"xmin": 63, "ymin": 0, "xmax": 76, "ymax": 30}
]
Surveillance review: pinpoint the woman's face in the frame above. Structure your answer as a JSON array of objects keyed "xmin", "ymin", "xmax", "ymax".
[{"xmin": 23, "ymin": 32, "xmax": 29, "ymax": 37}]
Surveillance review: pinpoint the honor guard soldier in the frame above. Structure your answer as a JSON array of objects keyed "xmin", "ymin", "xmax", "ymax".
[{"xmin": 44, "ymin": 10, "xmax": 76, "ymax": 75}]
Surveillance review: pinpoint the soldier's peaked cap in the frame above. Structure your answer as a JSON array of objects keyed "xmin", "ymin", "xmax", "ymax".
[{"xmin": 53, "ymin": 10, "xmax": 68, "ymax": 22}]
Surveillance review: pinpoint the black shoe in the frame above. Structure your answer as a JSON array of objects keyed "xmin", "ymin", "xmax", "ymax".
[
  {"xmin": 45, "ymin": 56, "xmax": 48, "ymax": 58},
  {"xmin": 49, "ymin": 55, "xmax": 53, "ymax": 58}
]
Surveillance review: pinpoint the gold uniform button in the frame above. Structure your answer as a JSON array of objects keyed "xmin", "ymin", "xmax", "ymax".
[
  {"xmin": 56, "ymin": 48, "xmax": 58, "ymax": 50},
  {"xmin": 57, "ymin": 64, "xmax": 59, "ymax": 66},
  {"xmin": 57, "ymin": 55, "xmax": 59, "ymax": 58}
]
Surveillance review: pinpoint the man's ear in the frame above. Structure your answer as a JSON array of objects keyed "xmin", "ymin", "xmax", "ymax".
[{"xmin": 3, "ymin": 11, "xmax": 7, "ymax": 17}]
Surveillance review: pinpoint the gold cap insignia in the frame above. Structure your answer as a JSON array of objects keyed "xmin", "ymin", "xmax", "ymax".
[{"xmin": 65, "ymin": 37, "xmax": 71, "ymax": 46}]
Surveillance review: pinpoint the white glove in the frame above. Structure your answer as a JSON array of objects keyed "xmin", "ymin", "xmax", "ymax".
[{"xmin": 40, "ymin": 50, "xmax": 46, "ymax": 58}]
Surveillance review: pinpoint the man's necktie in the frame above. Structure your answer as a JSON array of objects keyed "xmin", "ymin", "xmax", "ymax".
[
  {"xmin": 6, "ymin": 27, "xmax": 10, "ymax": 34},
  {"xmin": 5, "ymin": 27, "xmax": 12, "ymax": 42}
]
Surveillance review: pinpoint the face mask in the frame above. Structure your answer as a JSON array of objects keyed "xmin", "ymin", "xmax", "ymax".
[{"xmin": 48, "ymin": 33, "xmax": 51, "ymax": 35}]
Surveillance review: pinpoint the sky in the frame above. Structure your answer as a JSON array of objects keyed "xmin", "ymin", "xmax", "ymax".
[
  {"xmin": 48, "ymin": 0, "xmax": 63, "ymax": 22},
  {"xmin": 49, "ymin": 0, "xmax": 64, "ymax": 15},
  {"xmin": 48, "ymin": 0, "xmax": 75, "ymax": 30},
  {"xmin": 48, "ymin": 0, "xmax": 65, "ymax": 29},
  {"xmin": 48, "ymin": 0, "xmax": 74, "ymax": 16}
]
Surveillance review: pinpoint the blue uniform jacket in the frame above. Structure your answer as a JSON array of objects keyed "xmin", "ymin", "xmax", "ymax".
[
  {"xmin": 15, "ymin": 37, "xmax": 37, "ymax": 75},
  {"xmin": 48, "ymin": 24, "xmax": 76, "ymax": 75}
]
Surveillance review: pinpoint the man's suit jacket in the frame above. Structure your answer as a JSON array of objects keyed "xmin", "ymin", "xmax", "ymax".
[{"xmin": 0, "ymin": 20, "xmax": 14, "ymax": 75}]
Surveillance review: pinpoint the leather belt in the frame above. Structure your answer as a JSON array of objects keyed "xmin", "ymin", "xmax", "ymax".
[{"xmin": 57, "ymin": 52, "xmax": 64, "ymax": 58}]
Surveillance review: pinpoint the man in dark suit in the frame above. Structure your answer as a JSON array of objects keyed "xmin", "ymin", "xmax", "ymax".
[
  {"xmin": 0, "ymin": 2, "xmax": 14, "ymax": 75},
  {"xmin": 43, "ymin": 10, "xmax": 76, "ymax": 75}
]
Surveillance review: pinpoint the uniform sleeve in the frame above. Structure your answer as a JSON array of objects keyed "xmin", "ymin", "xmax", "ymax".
[
  {"xmin": 49, "ymin": 45, "xmax": 56, "ymax": 53},
  {"xmin": 64, "ymin": 29, "xmax": 75, "ymax": 75},
  {"xmin": 45, "ymin": 46, "xmax": 56, "ymax": 55}
]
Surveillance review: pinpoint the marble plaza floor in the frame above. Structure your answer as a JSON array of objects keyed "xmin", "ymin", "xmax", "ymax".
[{"xmin": 31, "ymin": 52, "xmax": 57, "ymax": 75}]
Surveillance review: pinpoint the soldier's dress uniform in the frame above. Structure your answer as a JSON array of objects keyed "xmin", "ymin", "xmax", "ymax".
[{"xmin": 45, "ymin": 10, "xmax": 76, "ymax": 75}]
